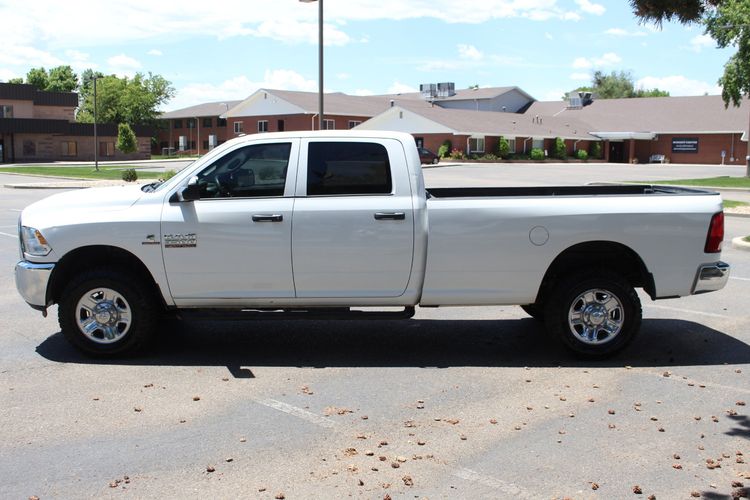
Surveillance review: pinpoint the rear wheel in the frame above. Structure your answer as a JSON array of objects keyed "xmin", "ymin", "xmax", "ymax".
[
  {"xmin": 544, "ymin": 270, "xmax": 641, "ymax": 358},
  {"xmin": 59, "ymin": 269, "xmax": 158, "ymax": 357}
]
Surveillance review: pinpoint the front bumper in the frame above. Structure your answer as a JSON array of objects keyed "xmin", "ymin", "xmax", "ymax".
[
  {"xmin": 15, "ymin": 261, "xmax": 55, "ymax": 310},
  {"xmin": 692, "ymin": 261, "xmax": 730, "ymax": 294}
]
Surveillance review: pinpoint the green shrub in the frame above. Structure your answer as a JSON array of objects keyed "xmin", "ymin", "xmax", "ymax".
[
  {"xmin": 116, "ymin": 123, "xmax": 138, "ymax": 154},
  {"xmin": 530, "ymin": 148, "xmax": 545, "ymax": 161},
  {"xmin": 161, "ymin": 169, "xmax": 177, "ymax": 180},
  {"xmin": 481, "ymin": 153, "xmax": 499, "ymax": 161},
  {"xmin": 553, "ymin": 137, "xmax": 567, "ymax": 159},
  {"xmin": 590, "ymin": 141, "xmax": 602, "ymax": 159},
  {"xmin": 449, "ymin": 148, "xmax": 466, "ymax": 160},
  {"xmin": 497, "ymin": 136, "xmax": 510, "ymax": 159},
  {"xmin": 122, "ymin": 168, "xmax": 138, "ymax": 182},
  {"xmin": 438, "ymin": 140, "xmax": 452, "ymax": 158},
  {"xmin": 576, "ymin": 149, "xmax": 588, "ymax": 160}
]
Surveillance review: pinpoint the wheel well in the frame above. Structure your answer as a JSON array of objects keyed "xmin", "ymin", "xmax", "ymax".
[
  {"xmin": 48, "ymin": 246, "xmax": 165, "ymax": 307},
  {"xmin": 535, "ymin": 241, "xmax": 655, "ymax": 304}
]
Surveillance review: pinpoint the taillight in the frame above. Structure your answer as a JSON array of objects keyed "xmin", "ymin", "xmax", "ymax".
[{"xmin": 704, "ymin": 211, "xmax": 724, "ymax": 253}]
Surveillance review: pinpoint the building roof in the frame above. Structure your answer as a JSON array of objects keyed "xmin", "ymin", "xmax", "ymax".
[
  {"xmin": 526, "ymin": 95, "xmax": 750, "ymax": 135},
  {"xmin": 0, "ymin": 82, "xmax": 79, "ymax": 107},
  {"xmin": 359, "ymin": 101, "xmax": 597, "ymax": 140},
  {"xmin": 160, "ymin": 100, "xmax": 243, "ymax": 119}
]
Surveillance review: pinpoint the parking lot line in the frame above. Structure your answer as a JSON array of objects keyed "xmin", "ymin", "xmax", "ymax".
[
  {"xmin": 0, "ymin": 231, "xmax": 18, "ymax": 239},
  {"xmin": 730, "ymin": 276, "xmax": 750, "ymax": 282},
  {"xmin": 452, "ymin": 467, "xmax": 535, "ymax": 498},
  {"xmin": 254, "ymin": 398, "xmax": 336, "ymax": 429},
  {"xmin": 645, "ymin": 303, "xmax": 729, "ymax": 319}
]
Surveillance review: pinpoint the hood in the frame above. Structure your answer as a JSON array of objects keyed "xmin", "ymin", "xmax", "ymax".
[{"xmin": 21, "ymin": 184, "xmax": 147, "ymax": 228}]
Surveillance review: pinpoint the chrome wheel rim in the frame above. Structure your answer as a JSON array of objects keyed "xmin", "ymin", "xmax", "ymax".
[
  {"xmin": 75, "ymin": 287, "xmax": 132, "ymax": 344},
  {"xmin": 568, "ymin": 288, "xmax": 624, "ymax": 345}
]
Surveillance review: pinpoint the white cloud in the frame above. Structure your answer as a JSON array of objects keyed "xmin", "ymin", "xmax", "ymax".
[
  {"xmin": 0, "ymin": 68, "xmax": 20, "ymax": 81},
  {"xmin": 572, "ymin": 52, "xmax": 621, "ymax": 69},
  {"xmin": 337, "ymin": 73, "xmax": 352, "ymax": 80},
  {"xmin": 545, "ymin": 32, "xmax": 553, "ymax": 40},
  {"xmin": 166, "ymin": 69, "xmax": 317, "ymax": 111},
  {"xmin": 605, "ymin": 28, "xmax": 646, "ymax": 37},
  {"xmin": 690, "ymin": 34, "xmax": 715, "ymax": 52},
  {"xmin": 636, "ymin": 75, "xmax": 721, "ymax": 96},
  {"xmin": 388, "ymin": 81, "xmax": 417, "ymax": 94},
  {"xmin": 147, "ymin": 49, "xmax": 163, "ymax": 56},
  {"xmin": 574, "ymin": 0, "xmax": 605, "ymax": 16},
  {"xmin": 540, "ymin": 89, "xmax": 567, "ymax": 101},
  {"xmin": 107, "ymin": 54, "xmax": 142, "ymax": 77},
  {"xmin": 243, "ymin": 20, "xmax": 351, "ymax": 46},
  {"xmin": 0, "ymin": 45, "xmax": 63, "ymax": 67},
  {"xmin": 458, "ymin": 44, "xmax": 483, "ymax": 61},
  {"xmin": 352, "ymin": 89, "xmax": 375, "ymax": 96},
  {"xmin": 569, "ymin": 72, "xmax": 591, "ymax": 81}
]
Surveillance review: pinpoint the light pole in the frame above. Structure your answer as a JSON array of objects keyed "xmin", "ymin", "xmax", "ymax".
[
  {"xmin": 93, "ymin": 75, "xmax": 98, "ymax": 171},
  {"xmin": 300, "ymin": 0, "xmax": 323, "ymax": 131}
]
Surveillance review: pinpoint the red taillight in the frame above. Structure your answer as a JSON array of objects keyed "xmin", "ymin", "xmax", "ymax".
[{"xmin": 705, "ymin": 211, "xmax": 724, "ymax": 253}]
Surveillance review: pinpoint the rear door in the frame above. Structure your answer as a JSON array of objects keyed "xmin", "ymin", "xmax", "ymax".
[{"xmin": 291, "ymin": 139, "xmax": 415, "ymax": 298}]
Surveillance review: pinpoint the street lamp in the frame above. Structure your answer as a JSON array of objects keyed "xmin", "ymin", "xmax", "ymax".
[
  {"xmin": 300, "ymin": 0, "xmax": 323, "ymax": 131},
  {"xmin": 93, "ymin": 75, "xmax": 98, "ymax": 171}
]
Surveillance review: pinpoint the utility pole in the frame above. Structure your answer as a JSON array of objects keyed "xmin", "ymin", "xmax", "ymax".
[{"xmin": 93, "ymin": 76, "xmax": 98, "ymax": 171}]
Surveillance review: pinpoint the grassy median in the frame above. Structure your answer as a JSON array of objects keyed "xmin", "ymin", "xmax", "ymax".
[
  {"xmin": 0, "ymin": 166, "xmax": 163, "ymax": 180},
  {"xmin": 639, "ymin": 176, "xmax": 750, "ymax": 188}
]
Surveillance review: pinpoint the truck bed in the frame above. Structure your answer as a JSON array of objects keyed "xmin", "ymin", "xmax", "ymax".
[{"xmin": 426, "ymin": 184, "xmax": 714, "ymax": 198}]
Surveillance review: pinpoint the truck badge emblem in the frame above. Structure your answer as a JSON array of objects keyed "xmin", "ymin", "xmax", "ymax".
[{"xmin": 164, "ymin": 233, "xmax": 197, "ymax": 248}]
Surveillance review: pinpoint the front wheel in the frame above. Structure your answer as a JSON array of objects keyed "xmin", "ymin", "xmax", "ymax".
[
  {"xmin": 58, "ymin": 269, "xmax": 158, "ymax": 357},
  {"xmin": 544, "ymin": 270, "xmax": 641, "ymax": 358}
]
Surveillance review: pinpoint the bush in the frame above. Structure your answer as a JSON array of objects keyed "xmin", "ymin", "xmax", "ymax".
[
  {"xmin": 161, "ymin": 169, "xmax": 177, "ymax": 181},
  {"xmin": 481, "ymin": 153, "xmax": 499, "ymax": 161},
  {"xmin": 576, "ymin": 149, "xmax": 588, "ymax": 160},
  {"xmin": 116, "ymin": 123, "xmax": 138, "ymax": 154},
  {"xmin": 530, "ymin": 148, "xmax": 545, "ymax": 161},
  {"xmin": 590, "ymin": 141, "xmax": 602, "ymax": 159},
  {"xmin": 449, "ymin": 148, "xmax": 466, "ymax": 160},
  {"xmin": 438, "ymin": 140, "xmax": 452, "ymax": 158},
  {"xmin": 122, "ymin": 168, "xmax": 138, "ymax": 182},
  {"xmin": 553, "ymin": 137, "xmax": 567, "ymax": 159},
  {"xmin": 497, "ymin": 136, "xmax": 510, "ymax": 159}
]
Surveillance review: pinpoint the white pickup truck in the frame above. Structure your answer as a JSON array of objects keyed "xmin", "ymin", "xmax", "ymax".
[{"xmin": 15, "ymin": 131, "xmax": 729, "ymax": 358}]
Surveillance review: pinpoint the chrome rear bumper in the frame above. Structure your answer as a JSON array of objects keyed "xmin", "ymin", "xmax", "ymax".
[
  {"xmin": 692, "ymin": 261, "xmax": 730, "ymax": 294},
  {"xmin": 15, "ymin": 261, "xmax": 55, "ymax": 310}
]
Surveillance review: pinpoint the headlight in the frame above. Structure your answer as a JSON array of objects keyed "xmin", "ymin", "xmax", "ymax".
[{"xmin": 20, "ymin": 226, "xmax": 52, "ymax": 256}]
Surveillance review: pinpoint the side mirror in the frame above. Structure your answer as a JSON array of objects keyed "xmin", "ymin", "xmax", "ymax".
[{"xmin": 180, "ymin": 177, "xmax": 201, "ymax": 202}]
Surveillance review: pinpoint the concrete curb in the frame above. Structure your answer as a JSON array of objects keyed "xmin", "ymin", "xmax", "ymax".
[{"xmin": 732, "ymin": 236, "xmax": 750, "ymax": 252}]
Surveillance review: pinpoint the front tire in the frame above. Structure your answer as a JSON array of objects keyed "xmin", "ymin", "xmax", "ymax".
[
  {"xmin": 544, "ymin": 270, "xmax": 641, "ymax": 358},
  {"xmin": 59, "ymin": 269, "xmax": 158, "ymax": 357}
]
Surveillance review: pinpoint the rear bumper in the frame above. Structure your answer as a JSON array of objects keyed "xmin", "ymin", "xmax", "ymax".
[
  {"xmin": 692, "ymin": 261, "xmax": 730, "ymax": 294},
  {"xmin": 15, "ymin": 261, "xmax": 55, "ymax": 310}
]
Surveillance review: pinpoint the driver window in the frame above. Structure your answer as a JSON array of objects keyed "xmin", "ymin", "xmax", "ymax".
[{"xmin": 194, "ymin": 142, "xmax": 291, "ymax": 199}]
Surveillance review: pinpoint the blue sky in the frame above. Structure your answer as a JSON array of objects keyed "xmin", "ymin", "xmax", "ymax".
[{"xmin": 0, "ymin": 0, "xmax": 736, "ymax": 111}]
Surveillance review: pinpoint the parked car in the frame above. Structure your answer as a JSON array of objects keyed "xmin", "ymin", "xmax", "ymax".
[
  {"xmin": 16, "ymin": 130, "xmax": 729, "ymax": 358},
  {"xmin": 418, "ymin": 147, "xmax": 440, "ymax": 164}
]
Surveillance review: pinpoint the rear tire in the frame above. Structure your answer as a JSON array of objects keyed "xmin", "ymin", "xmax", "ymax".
[
  {"xmin": 58, "ymin": 269, "xmax": 158, "ymax": 357},
  {"xmin": 544, "ymin": 269, "xmax": 641, "ymax": 358},
  {"xmin": 520, "ymin": 303, "xmax": 544, "ymax": 321}
]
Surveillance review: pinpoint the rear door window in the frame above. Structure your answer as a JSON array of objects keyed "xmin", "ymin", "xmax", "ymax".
[{"xmin": 306, "ymin": 142, "xmax": 392, "ymax": 196}]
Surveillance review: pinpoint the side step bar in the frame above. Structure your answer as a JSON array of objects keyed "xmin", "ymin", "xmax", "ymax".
[{"xmin": 176, "ymin": 306, "xmax": 416, "ymax": 321}]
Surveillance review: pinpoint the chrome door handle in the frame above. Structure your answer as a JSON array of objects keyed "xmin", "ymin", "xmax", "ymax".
[
  {"xmin": 374, "ymin": 212, "xmax": 405, "ymax": 220},
  {"xmin": 252, "ymin": 214, "xmax": 283, "ymax": 222}
]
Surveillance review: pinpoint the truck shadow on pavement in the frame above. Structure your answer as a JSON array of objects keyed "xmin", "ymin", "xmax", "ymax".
[{"xmin": 36, "ymin": 317, "xmax": 750, "ymax": 375}]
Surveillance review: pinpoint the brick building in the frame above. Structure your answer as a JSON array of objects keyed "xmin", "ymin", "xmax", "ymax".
[{"xmin": 0, "ymin": 83, "xmax": 151, "ymax": 163}]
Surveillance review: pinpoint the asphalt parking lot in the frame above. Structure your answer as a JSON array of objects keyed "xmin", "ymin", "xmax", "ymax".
[{"xmin": 0, "ymin": 166, "xmax": 748, "ymax": 499}]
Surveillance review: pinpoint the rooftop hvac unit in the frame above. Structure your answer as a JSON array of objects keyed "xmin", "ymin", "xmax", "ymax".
[
  {"xmin": 420, "ymin": 83, "xmax": 437, "ymax": 99},
  {"xmin": 437, "ymin": 82, "xmax": 456, "ymax": 98}
]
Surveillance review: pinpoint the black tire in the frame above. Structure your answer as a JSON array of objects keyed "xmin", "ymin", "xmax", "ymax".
[
  {"xmin": 520, "ymin": 303, "xmax": 544, "ymax": 321},
  {"xmin": 544, "ymin": 269, "xmax": 641, "ymax": 358},
  {"xmin": 58, "ymin": 269, "xmax": 158, "ymax": 357},
  {"xmin": 432, "ymin": 157, "xmax": 440, "ymax": 164}
]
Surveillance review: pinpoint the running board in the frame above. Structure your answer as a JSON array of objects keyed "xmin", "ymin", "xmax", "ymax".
[{"xmin": 176, "ymin": 306, "xmax": 416, "ymax": 321}]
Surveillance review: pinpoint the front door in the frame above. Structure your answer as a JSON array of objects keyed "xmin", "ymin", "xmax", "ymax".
[
  {"xmin": 609, "ymin": 142, "xmax": 624, "ymax": 163},
  {"xmin": 161, "ymin": 139, "xmax": 299, "ymax": 302},
  {"xmin": 291, "ymin": 139, "xmax": 415, "ymax": 298}
]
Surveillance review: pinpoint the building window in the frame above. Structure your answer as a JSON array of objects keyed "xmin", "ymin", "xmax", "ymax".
[
  {"xmin": 0, "ymin": 105, "xmax": 13, "ymax": 118},
  {"xmin": 507, "ymin": 138, "xmax": 516, "ymax": 153},
  {"xmin": 61, "ymin": 141, "xmax": 78, "ymax": 157},
  {"xmin": 203, "ymin": 140, "xmax": 209, "ymax": 151},
  {"xmin": 189, "ymin": 140, "xmax": 196, "ymax": 151},
  {"xmin": 469, "ymin": 137, "xmax": 485, "ymax": 153},
  {"xmin": 203, "ymin": 117, "xmax": 213, "ymax": 128},
  {"xmin": 234, "ymin": 121, "xmax": 243, "ymax": 134},
  {"xmin": 174, "ymin": 119, "xmax": 182, "ymax": 129},
  {"xmin": 277, "ymin": 119, "xmax": 285, "ymax": 132},
  {"xmin": 532, "ymin": 138, "xmax": 544, "ymax": 150},
  {"xmin": 217, "ymin": 118, "xmax": 227, "ymax": 127},
  {"xmin": 99, "ymin": 142, "xmax": 115, "ymax": 157},
  {"xmin": 323, "ymin": 119, "xmax": 335, "ymax": 130},
  {"xmin": 23, "ymin": 140, "xmax": 36, "ymax": 156},
  {"xmin": 258, "ymin": 120, "xmax": 268, "ymax": 133},
  {"xmin": 348, "ymin": 120, "xmax": 362, "ymax": 129},
  {"xmin": 187, "ymin": 118, "xmax": 196, "ymax": 129}
]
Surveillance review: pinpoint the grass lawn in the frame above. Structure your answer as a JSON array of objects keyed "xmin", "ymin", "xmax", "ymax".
[
  {"xmin": 638, "ymin": 176, "xmax": 750, "ymax": 188},
  {"xmin": 0, "ymin": 166, "xmax": 163, "ymax": 181},
  {"xmin": 724, "ymin": 200, "xmax": 749, "ymax": 208}
]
